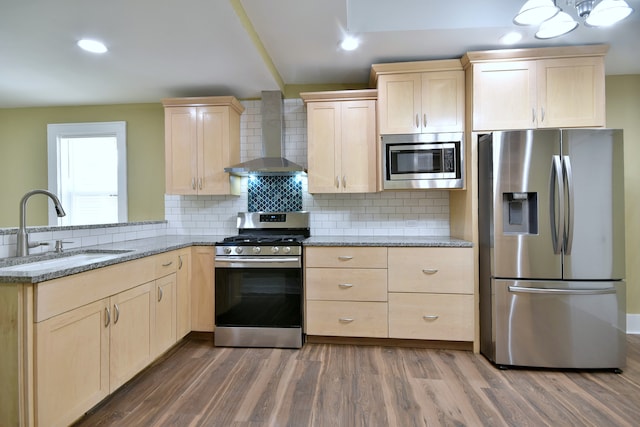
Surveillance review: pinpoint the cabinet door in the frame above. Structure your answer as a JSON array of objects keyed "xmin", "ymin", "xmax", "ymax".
[
  {"xmin": 340, "ymin": 100, "xmax": 377, "ymax": 192},
  {"xmin": 109, "ymin": 282, "xmax": 153, "ymax": 391},
  {"xmin": 537, "ymin": 57, "xmax": 605, "ymax": 128},
  {"xmin": 154, "ymin": 274, "xmax": 177, "ymax": 356},
  {"xmin": 377, "ymin": 73, "xmax": 422, "ymax": 134},
  {"xmin": 199, "ymin": 106, "xmax": 234, "ymax": 195},
  {"xmin": 421, "ymin": 70, "xmax": 464, "ymax": 132},
  {"xmin": 165, "ymin": 106, "xmax": 198, "ymax": 195},
  {"xmin": 176, "ymin": 249, "xmax": 192, "ymax": 339},
  {"xmin": 473, "ymin": 61, "xmax": 537, "ymax": 131},
  {"xmin": 35, "ymin": 298, "xmax": 110, "ymax": 427},
  {"xmin": 191, "ymin": 246, "xmax": 215, "ymax": 332},
  {"xmin": 307, "ymin": 102, "xmax": 340, "ymax": 193}
]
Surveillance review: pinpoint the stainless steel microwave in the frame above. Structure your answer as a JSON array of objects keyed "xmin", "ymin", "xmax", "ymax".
[{"xmin": 382, "ymin": 132, "xmax": 464, "ymax": 190}]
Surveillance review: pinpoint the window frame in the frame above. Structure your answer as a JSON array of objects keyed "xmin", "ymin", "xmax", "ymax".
[{"xmin": 47, "ymin": 121, "xmax": 128, "ymax": 226}]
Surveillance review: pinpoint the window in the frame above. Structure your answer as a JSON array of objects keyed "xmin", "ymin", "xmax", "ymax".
[{"xmin": 47, "ymin": 122, "xmax": 127, "ymax": 226}]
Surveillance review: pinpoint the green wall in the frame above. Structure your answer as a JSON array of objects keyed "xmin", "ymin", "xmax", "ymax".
[
  {"xmin": 606, "ymin": 75, "xmax": 640, "ymax": 315},
  {"xmin": 0, "ymin": 104, "xmax": 165, "ymax": 227}
]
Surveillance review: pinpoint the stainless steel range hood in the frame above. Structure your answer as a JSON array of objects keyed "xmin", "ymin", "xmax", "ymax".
[{"xmin": 225, "ymin": 91, "xmax": 306, "ymax": 176}]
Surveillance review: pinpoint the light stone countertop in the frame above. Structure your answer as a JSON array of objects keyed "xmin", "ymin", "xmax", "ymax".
[
  {"xmin": 303, "ymin": 235, "xmax": 473, "ymax": 248},
  {"xmin": 0, "ymin": 234, "xmax": 472, "ymax": 284}
]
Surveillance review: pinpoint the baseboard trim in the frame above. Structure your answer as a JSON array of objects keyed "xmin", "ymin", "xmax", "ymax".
[{"xmin": 628, "ymin": 314, "xmax": 640, "ymax": 334}]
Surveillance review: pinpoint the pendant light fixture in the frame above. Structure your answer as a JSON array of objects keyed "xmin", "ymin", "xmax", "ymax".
[{"xmin": 513, "ymin": 0, "xmax": 634, "ymax": 39}]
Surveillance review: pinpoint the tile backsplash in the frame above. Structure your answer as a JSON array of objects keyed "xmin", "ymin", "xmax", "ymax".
[
  {"xmin": 165, "ymin": 98, "xmax": 451, "ymax": 237},
  {"xmin": 248, "ymin": 175, "xmax": 303, "ymax": 212}
]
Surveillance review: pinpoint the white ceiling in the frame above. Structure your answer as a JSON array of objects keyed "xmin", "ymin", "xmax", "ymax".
[{"xmin": 1, "ymin": 0, "xmax": 638, "ymax": 108}]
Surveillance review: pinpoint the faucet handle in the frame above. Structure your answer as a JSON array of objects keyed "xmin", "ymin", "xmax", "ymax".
[{"xmin": 54, "ymin": 240, "xmax": 73, "ymax": 253}]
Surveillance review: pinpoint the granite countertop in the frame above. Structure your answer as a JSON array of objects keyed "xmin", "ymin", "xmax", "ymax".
[
  {"xmin": 0, "ymin": 234, "xmax": 472, "ymax": 284},
  {"xmin": 0, "ymin": 235, "xmax": 223, "ymax": 284},
  {"xmin": 303, "ymin": 235, "xmax": 473, "ymax": 248}
]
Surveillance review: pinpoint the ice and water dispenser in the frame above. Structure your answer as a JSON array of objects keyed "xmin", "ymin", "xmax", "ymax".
[{"xmin": 502, "ymin": 192, "xmax": 538, "ymax": 234}]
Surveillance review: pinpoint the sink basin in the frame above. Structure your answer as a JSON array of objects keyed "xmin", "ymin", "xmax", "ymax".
[{"xmin": 0, "ymin": 250, "xmax": 134, "ymax": 273}]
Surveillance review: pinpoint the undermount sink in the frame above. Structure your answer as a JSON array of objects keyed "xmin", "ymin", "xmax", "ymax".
[{"xmin": 0, "ymin": 249, "xmax": 134, "ymax": 273}]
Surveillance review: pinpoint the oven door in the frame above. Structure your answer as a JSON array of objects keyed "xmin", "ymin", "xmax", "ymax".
[{"xmin": 214, "ymin": 256, "xmax": 302, "ymax": 329}]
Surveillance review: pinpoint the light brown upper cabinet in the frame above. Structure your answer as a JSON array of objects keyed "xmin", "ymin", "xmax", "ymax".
[
  {"xmin": 301, "ymin": 90, "xmax": 378, "ymax": 194},
  {"xmin": 371, "ymin": 59, "xmax": 465, "ymax": 134},
  {"xmin": 163, "ymin": 96, "xmax": 243, "ymax": 195},
  {"xmin": 463, "ymin": 45, "xmax": 607, "ymax": 131}
]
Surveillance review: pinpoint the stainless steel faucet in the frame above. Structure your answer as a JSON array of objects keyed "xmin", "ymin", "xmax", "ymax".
[{"xmin": 16, "ymin": 189, "xmax": 66, "ymax": 257}]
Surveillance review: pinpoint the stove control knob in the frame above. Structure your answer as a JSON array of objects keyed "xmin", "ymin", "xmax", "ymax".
[
  {"xmin": 252, "ymin": 246, "xmax": 261, "ymax": 254},
  {"xmin": 235, "ymin": 247, "xmax": 244, "ymax": 254},
  {"xmin": 283, "ymin": 246, "xmax": 291, "ymax": 254},
  {"xmin": 223, "ymin": 247, "xmax": 232, "ymax": 255},
  {"xmin": 271, "ymin": 246, "xmax": 280, "ymax": 254}
]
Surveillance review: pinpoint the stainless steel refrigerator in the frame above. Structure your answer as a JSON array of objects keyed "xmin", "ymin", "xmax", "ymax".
[{"xmin": 478, "ymin": 129, "xmax": 626, "ymax": 370}]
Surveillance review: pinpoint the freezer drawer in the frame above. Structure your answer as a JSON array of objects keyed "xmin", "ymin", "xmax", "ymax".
[{"xmin": 489, "ymin": 279, "xmax": 626, "ymax": 369}]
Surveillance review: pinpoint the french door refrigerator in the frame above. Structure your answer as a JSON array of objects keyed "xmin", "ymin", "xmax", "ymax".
[{"xmin": 478, "ymin": 129, "xmax": 626, "ymax": 370}]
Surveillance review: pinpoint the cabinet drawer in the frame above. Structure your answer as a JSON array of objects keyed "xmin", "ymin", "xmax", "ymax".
[
  {"xmin": 154, "ymin": 251, "xmax": 178, "ymax": 277},
  {"xmin": 305, "ymin": 247, "xmax": 387, "ymax": 269},
  {"xmin": 388, "ymin": 293, "xmax": 473, "ymax": 341},
  {"xmin": 306, "ymin": 268, "xmax": 387, "ymax": 301},
  {"xmin": 306, "ymin": 301, "xmax": 388, "ymax": 338},
  {"xmin": 388, "ymin": 247, "xmax": 473, "ymax": 293}
]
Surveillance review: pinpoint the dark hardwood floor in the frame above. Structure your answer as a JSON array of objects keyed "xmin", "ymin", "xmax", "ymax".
[{"xmin": 73, "ymin": 334, "xmax": 640, "ymax": 427}]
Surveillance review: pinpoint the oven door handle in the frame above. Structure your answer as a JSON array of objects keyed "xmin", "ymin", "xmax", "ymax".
[{"xmin": 214, "ymin": 257, "xmax": 301, "ymax": 268}]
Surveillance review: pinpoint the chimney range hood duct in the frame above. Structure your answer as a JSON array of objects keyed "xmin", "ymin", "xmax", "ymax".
[{"xmin": 225, "ymin": 90, "xmax": 306, "ymax": 176}]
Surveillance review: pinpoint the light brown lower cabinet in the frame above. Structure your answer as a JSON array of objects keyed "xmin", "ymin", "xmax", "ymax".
[
  {"xmin": 36, "ymin": 281, "xmax": 154, "ymax": 427},
  {"xmin": 304, "ymin": 245, "xmax": 475, "ymax": 344},
  {"xmin": 191, "ymin": 246, "xmax": 215, "ymax": 332},
  {"xmin": 176, "ymin": 248, "xmax": 192, "ymax": 339},
  {"xmin": 0, "ymin": 248, "xmax": 201, "ymax": 427}
]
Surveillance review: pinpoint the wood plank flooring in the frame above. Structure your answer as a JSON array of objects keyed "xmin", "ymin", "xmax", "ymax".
[{"xmin": 73, "ymin": 334, "xmax": 640, "ymax": 427}]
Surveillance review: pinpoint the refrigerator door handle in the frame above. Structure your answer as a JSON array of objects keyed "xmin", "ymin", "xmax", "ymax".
[
  {"xmin": 563, "ymin": 155, "xmax": 574, "ymax": 255},
  {"xmin": 508, "ymin": 285, "xmax": 617, "ymax": 295},
  {"xmin": 549, "ymin": 155, "xmax": 564, "ymax": 254}
]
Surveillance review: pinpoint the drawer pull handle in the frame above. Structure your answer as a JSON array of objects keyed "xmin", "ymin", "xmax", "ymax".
[
  {"xmin": 423, "ymin": 315, "xmax": 439, "ymax": 321},
  {"xmin": 113, "ymin": 304, "xmax": 120, "ymax": 324},
  {"xmin": 178, "ymin": 255, "xmax": 183, "ymax": 269},
  {"xmin": 105, "ymin": 307, "xmax": 111, "ymax": 327},
  {"xmin": 162, "ymin": 261, "xmax": 173, "ymax": 267},
  {"xmin": 339, "ymin": 317, "xmax": 354, "ymax": 323},
  {"xmin": 338, "ymin": 256, "xmax": 353, "ymax": 261},
  {"xmin": 338, "ymin": 283, "xmax": 353, "ymax": 289},
  {"xmin": 158, "ymin": 287, "xmax": 164, "ymax": 302},
  {"xmin": 422, "ymin": 268, "xmax": 438, "ymax": 275}
]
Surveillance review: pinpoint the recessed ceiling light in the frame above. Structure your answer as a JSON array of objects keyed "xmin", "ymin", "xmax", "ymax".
[
  {"xmin": 500, "ymin": 32, "xmax": 523, "ymax": 44},
  {"xmin": 77, "ymin": 39, "xmax": 108, "ymax": 54},
  {"xmin": 340, "ymin": 35, "xmax": 359, "ymax": 51}
]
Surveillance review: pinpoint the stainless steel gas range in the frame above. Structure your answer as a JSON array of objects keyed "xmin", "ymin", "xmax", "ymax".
[{"xmin": 214, "ymin": 212, "xmax": 309, "ymax": 348}]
